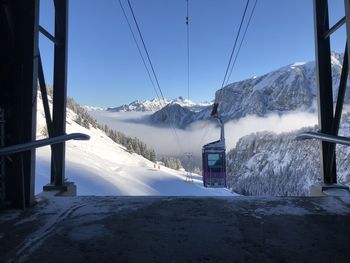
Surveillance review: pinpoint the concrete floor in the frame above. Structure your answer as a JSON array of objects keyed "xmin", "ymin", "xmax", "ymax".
[{"xmin": 1, "ymin": 194, "xmax": 350, "ymax": 263}]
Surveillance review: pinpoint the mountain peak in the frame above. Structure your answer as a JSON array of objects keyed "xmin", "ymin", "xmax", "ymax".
[{"xmin": 106, "ymin": 97, "xmax": 211, "ymax": 113}]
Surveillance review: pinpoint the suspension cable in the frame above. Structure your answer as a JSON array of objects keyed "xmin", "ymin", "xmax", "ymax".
[
  {"xmin": 213, "ymin": 0, "xmax": 257, "ymax": 112},
  {"xmin": 225, "ymin": 0, "xmax": 258, "ymax": 85},
  {"xmin": 186, "ymin": 0, "xmax": 190, "ymax": 101},
  {"xmin": 117, "ymin": 0, "xmax": 160, "ymax": 100},
  {"xmin": 208, "ymin": 0, "xmax": 256, "ymax": 144},
  {"xmin": 127, "ymin": 0, "xmax": 165, "ymax": 100},
  {"xmin": 125, "ymin": 0, "xmax": 184, "ymax": 153},
  {"xmin": 220, "ymin": 0, "xmax": 250, "ymax": 91}
]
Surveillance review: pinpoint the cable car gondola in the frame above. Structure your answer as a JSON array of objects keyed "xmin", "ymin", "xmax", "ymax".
[{"xmin": 202, "ymin": 104, "xmax": 226, "ymax": 188}]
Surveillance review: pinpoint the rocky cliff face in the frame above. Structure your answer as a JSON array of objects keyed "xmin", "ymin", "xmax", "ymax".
[{"xmin": 215, "ymin": 52, "xmax": 346, "ymax": 121}]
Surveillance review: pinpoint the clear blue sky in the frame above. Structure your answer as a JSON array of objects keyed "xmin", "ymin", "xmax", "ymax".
[{"xmin": 39, "ymin": 0, "xmax": 346, "ymax": 107}]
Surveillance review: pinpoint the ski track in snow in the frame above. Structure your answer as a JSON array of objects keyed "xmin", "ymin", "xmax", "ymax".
[
  {"xmin": 10, "ymin": 193, "xmax": 155, "ymax": 263},
  {"xmin": 13, "ymin": 203, "xmax": 85, "ymax": 263}
]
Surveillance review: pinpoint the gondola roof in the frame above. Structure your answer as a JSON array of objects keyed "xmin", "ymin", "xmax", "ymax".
[{"xmin": 202, "ymin": 139, "xmax": 225, "ymax": 150}]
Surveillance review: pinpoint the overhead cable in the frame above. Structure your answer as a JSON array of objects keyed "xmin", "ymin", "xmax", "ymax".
[
  {"xmin": 186, "ymin": 0, "xmax": 190, "ymax": 100},
  {"xmin": 127, "ymin": 0, "xmax": 165, "ymax": 100},
  {"xmin": 126, "ymin": 0, "xmax": 184, "ymax": 153},
  {"xmin": 225, "ymin": 0, "xmax": 258, "ymax": 85},
  {"xmin": 117, "ymin": 0, "xmax": 160, "ymax": 99},
  {"xmin": 220, "ymin": 0, "xmax": 250, "ymax": 90}
]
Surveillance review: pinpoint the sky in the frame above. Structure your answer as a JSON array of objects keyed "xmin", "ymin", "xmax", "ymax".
[{"xmin": 39, "ymin": 0, "xmax": 346, "ymax": 107}]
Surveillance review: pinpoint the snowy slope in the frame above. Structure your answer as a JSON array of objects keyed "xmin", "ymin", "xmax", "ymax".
[
  {"xmin": 35, "ymin": 95, "xmax": 234, "ymax": 196},
  {"xmin": 226, "ymin": 129, "xmax": 318, "ymax": 196},
  {"xmin": 226, "ymin": 112, "xmax": 350, "ymax": 196}
]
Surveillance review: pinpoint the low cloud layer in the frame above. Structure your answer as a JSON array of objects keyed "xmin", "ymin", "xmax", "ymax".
[{"xmin": 91, "ymin": 111, "xmax": 318, "ymax": 158}]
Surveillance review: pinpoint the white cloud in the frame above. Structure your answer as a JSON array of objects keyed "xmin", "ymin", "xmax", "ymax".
[
  {"xmin": 223, "ymin": 111, "xmax": 318, "ymax": 150},
  {"xmin": 90, "ymin": 110, "xmax": 318, "ymax": 158}
]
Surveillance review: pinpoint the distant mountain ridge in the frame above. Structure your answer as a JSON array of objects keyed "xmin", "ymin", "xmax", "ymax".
[
  {"xmin": 106, "ymin": 97, "xmax": 212, "ymax": 113},
  {"xmin": 147, "ymin": 52, "xmax": 348, "ymax": 128},
  {"xmin": 82, "ymin": 105, "xmax": 104, "ymax": 111}
]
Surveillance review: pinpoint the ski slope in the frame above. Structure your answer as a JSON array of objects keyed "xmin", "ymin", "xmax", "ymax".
[{"xmin": 35, "ymin": 97, "xmax": 235, "ymax": 196}]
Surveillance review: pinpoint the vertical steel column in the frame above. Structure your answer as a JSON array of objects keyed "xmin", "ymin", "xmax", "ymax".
[
  {"xmin": 0, "ymin": 0, "xmax": 39, "ymax": 208},
  {"xmin": 38, "ymin": 53, "xmax": 54, "ymax": 137},
  {"xmin": 344, "ymin": 0, "xmax": 350, "ymax": 75},
  {"xmin": 0, "ymin": 109, "xmax": 5, "ymax": 205},
  {"xmin": 313, "ymin": 0, "xmax": 337, "ymax": 184},
  {"xmin": 51, "ymin": 0, "xmax": 68, "ymax": 186},
  {"xmin": 325, "ymin": 44, "xmax": 349, "ymax": 179},
  {"xmin": 332, "ymin": 46, "xmax": 348, "ymax": 137}
]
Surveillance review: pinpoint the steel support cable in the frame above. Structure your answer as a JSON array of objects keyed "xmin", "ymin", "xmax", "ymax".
[
  {"xmin": 117, "ymin": 0, "xmax": 160, "ymax": 100},
  {"xmin": 127, "ymin": 0, "xmax": 164, "ymax": 100},
  {"xmin": 199, "ymin": 123, "xmax": 211, "ymax": 146},
  {"xmin": 211, "ymin": 0, "xmax": 251, "ymax": 121},
  {"xmin": 205, "ymin": 0, "xmax": 251, "ymax": 145},
  {"xmin": 118, "ymin": 0, "xmax": 181, "ymax": 152},
  {"xmin": 126, "ymin": 0, "xmax": 184, "ymax": 153},
  {"xmin": 220, "ymin": 0, "xmax": 250, "ymax": 92},
  {"xmin": 186, "ymin": 0, "xmax": 190, "ymax": 100},
  {"xmin": 204, "ymin": 1, "xmax": 255, "ymax": 150},
  {"xmin": 225, "ymin": 0, "xmax": 258, "ymax": 85}
]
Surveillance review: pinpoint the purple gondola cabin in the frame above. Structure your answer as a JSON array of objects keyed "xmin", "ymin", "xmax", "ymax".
[{"xmin": 202, "ymin": 117, "xmax": 226, "ymax": 188}]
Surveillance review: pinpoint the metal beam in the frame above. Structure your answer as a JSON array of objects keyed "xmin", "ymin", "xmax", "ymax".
[
  {"xmin": 0, "ymin": 0, "xmax": 39, "ymax": 208},
  {"xmin": 325, "ymin": 44, "xmax": 349, "ymax": 178},
  {"xmin": 38, "ymin": 52, "xmax": 54, "ymax": 136},
  {"xmin": 322, "ymin": 16, "xmax": 346, "ymax": 39},
  {"xmin": 51, "ymin": 0, "xmax": 68, "ymax": 186},
  {"xmin": 313, "ymin": 0, "xmax": 337, "ymax": 184},
  {"xmin": 0, "ymin": 109, "xmax": 5, "ymax": 205},
  {"xmin": 297, "ymin": 132, "xmax": 350, "ymax": 146},
  {"xmin": 332, "ymin": 44, "xmax": 348, "ymax": 135},
  {"xmin": 345, "ymin": 0, "xmax": 350, "ymax": 79},
  {"xmin": 0, "ymin": 133, "xmax": 90, "ymax": 156},
  {"xmin": 39, "ymin": 25, "xmax": 56, "ymax": 44},
  {"xmin": 38, "ymin": 51, "xmax": 59, "ymax": 179}
]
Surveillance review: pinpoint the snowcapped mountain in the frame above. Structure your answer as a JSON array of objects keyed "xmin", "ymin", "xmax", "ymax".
[
  {"xmin": 226, "ymin": 112, "xmax": 350, "ymax": 196},
  {"xmin": 147, "ymin": 103, "xmax": 197, "ymax": 128},
  {"xmin": 215, "ymin": 52, "xmax": 345, "ymax": 121},
  {"xmin": 106, "ymin": 97, "xmax": 211, "ymax": 113},
  {"xmin": 147, "ymin": 52, "xmax": 347, "ymax": 128},
  {"xmin": 82, "ymin": 105, "xmax": 104, "ymax": 111},
  {"xmin": 146, "ymin": 103, "xmax": 212, "ymax": 128},
  {"xmin": 35, "ymin": 94, "xmax": 234, "ymax": 196}
]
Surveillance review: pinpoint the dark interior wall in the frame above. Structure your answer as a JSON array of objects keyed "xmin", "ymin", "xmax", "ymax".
[{"xmin": 0, "ymin": 0, "xmax": 39, "ymax": 208}]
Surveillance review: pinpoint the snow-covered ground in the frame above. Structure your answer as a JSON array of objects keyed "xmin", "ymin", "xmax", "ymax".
[{"xmin": 35, "ymin": 96, "xmax": 235, "ymax": 196}]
